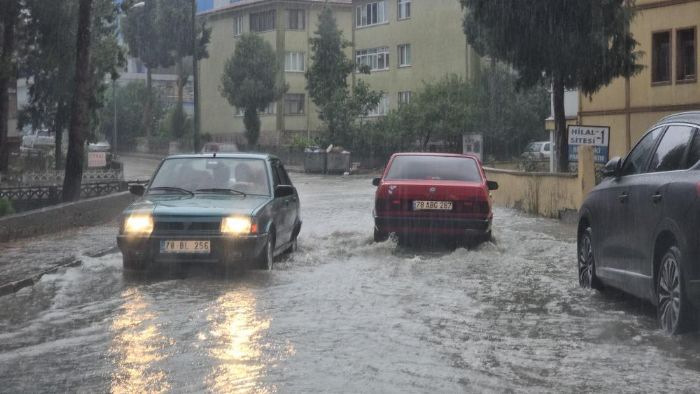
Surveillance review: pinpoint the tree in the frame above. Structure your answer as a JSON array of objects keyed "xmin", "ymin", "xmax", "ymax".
[
  {"xmin": 62, "ymin": 0, "xmax": 94, "ymax": 202},
  {"xmin": 460, "ymin": 0, "xmax": 641, "ymax": 171},
  {"xmin": 157, "ymin": 0, "xmax": 210, "ymax": 141},
  {"xmin": 98, "ymin": 81, "xmax": 165, "ymax": 150},
  {"xmin": 306, "ymin": 6, "xmax": 380, "ymax": 146},
  {"xmin": 219, "ymin": 33, "xmax": 284, "ymax": 147},
  {"xmin": 121, "ymin": 0, "xmax": 173, "ymax": 138},
  {"xmin": 472, "ymin": 66, "xmax": 550, "ymax": 160},
  {"xmin": 0, "ymin": 0, "xmax": 21, "ymax": 173},
  {"xmin": 21, "ymin": 0, "xmax": 123, "ymax": 170},
  {"xmin": 359, "ymin": 70, "xmax": 550, "ymax": 161}
]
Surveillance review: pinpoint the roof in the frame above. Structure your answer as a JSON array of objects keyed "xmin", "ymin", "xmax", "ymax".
[
  {"xmin": 656, "ymin": 111, "xmax": 700, "ymax": 126},
  {"xmin": 198, "ymin": 0, "xmax": 352, "ymax": 17},
  {"xmin": 165, "ymin": 153, "xmax": 279, "ymax": 160}
]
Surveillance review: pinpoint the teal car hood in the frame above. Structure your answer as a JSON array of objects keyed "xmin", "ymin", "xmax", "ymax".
[{"xmin": 125, "ymin": 194, "xmax": 270, "ymax": 217}]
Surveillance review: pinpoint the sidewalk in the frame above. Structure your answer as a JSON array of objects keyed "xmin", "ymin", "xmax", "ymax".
[{"xmin": 0, "ymin": 222, "xmax": 119, "ymax": 295}]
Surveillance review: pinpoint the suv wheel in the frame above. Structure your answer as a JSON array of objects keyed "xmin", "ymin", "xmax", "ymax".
[
  {"xmin": 578, "ymin": 227, "xmax": 602, "ymax": 289},
  {"xmin": 657, "ymin": 246, "xmax": 694, "ymax": 334}
]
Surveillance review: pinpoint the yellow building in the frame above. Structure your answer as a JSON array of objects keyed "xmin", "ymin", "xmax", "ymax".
[
  {"xmin": 352, "ymin": 0, "xmax": 478, "ymax": 116},
  {"xmin": 579, "ymin": 0, "xmax": 699, "ymax": 158},
  {"xmin": 199, "ymin": 0, "xmax": 354, "ymax": 146},
  {"xmin": 198, "ymin": 0, "xmax": 479, "ymax": 146}
]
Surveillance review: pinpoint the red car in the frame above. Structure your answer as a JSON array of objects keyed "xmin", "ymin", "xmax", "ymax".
[{"xmin": 372, "ymin": 153, "xmax": 498, "ymax": 244}]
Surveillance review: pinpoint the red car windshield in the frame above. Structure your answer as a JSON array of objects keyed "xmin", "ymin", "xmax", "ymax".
[{"xmin": 385, "ymin": 155, "xmax": 482, "ymax": 182}]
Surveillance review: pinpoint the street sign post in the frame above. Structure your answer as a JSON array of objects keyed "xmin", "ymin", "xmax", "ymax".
[
  {"xmin": 462, "ymin": 133, "xmax": 483, "ymax": 161},
  {"xmin": 567, "ymin": 125, "xmax": 610, "ymax": 164}
]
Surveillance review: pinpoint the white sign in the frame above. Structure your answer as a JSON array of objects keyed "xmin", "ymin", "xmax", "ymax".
[
  {"xmin": 568, "ymin": 125, "xmax": 609, "ymax": 147},
  {"xmin": 462, "ymin": 133, "xmax": 483, "ymax": 161},
  {"xmin": 567, "ymin": 125, "xmax": 610, "ymax": 164},
  {"xmin": 88, "ymin": 152, "xmax": 107, "ymax": 168}
]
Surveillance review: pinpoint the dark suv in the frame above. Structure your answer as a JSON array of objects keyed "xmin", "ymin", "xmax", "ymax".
[{"xmin": 578, "ymin": 111, "xmax": 700, "ymax": 334}]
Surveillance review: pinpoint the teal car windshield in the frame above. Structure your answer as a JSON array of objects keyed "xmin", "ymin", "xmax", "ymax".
[{"xmin": 149, "ymin": 157, "xmax": 270, "ymax": 196}]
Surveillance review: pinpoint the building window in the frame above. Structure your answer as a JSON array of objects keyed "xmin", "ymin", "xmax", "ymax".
[
  {"xmin": 652, "ymin": 31, "xmax": 671, "ymax": 83},
  {"xmin": 398, "ymin": 44, "xmax": 411, "ymax": 67},
  {"xmin": 235, "ymin": 103, "xmax": 276, "ymax": 116},
  {"xmin": 286, "ymin": 9, "xmax": 305, "ymax": 30},
  {"xmin": 250, "ymin": 10, "xmax": 275, "ymax": 33},
  {"xmin": 398, "ymin": 91, "xmax": 412, "ymax": 106},
  {"xmin": 398, "ymin": 0, "xmax": 410, "ymax": 20},
  {"xmin": 263, "ymin": 102, "xmax": 277, "ymax": 115},
  {"xmin": 233, "ymin": 15, "xmax": 244, "ymax": 36},
  {"xmin": 356, "ymin": 47, "xmax": 390, "ymax": 71},
  {"xmin": 677, "ymin": 28, "xmax": 696, "ymax": 82},
  {"xmin": 284, "ymin": 94, "xmax": 305, "ymax": 115},
  {"xmin": 285, "ymin": 52, "xmax": 305, "ymax": 72},
  {"xmin": 356, "ymin": 1, "xmax": 386, "ymax": 28},
  {"xmin": 367, "ymin": 95, "xmax": 389, "ymax": 116}
]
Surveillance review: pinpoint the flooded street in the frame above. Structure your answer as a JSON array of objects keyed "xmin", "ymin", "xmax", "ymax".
[{"xmin": 1, "ymin": 173, "xmax": 699, "ymax": 393}]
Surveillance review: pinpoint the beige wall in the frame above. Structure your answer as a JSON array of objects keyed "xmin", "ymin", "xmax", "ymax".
[
  {"xmin": 579, "ymin": 0, "xmax": 700, "ymax": 156},
  {"xmin": 485, "ymin": 146, "xmax": 596, "ymax": 218}
]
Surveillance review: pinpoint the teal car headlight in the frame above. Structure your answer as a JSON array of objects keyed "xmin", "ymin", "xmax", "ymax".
[
  {"xmin": 123, "ymin": 214, "xmax": 154, "ymax": 235},
  {"xmin": 221, "ymin": 216, "xmax": 255, "ymax": 235}
]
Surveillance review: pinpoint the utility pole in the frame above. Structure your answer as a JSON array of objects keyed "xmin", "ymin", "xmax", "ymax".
[{"xmin": 192, "ymin": 0, "xmax": 201, "ymax": 153}]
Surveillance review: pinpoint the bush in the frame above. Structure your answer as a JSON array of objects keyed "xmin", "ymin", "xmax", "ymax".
[{"xmin": 0, "ymin": 198, "xmax": 15, "ymax": 217}]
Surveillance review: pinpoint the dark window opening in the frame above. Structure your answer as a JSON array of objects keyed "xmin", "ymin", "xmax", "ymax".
[
  {"xmin": 652, "ymin": 31, "xmax": 671, "ymax": 83},
  {"xmin": 677, "ymin": 28, "xmax": 696, "ymax": 82}
]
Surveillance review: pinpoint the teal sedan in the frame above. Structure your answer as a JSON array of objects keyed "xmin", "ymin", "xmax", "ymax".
[{"xmin": 117, "ymin": 153, "xmax": 301, "ymax": 271}]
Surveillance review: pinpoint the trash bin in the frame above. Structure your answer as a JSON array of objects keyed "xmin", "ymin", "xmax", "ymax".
[
  {"xmin": 327, "ymin": 150, "xmax": 351, "ymax": 174},
  {"xmin": 304, "ymin": 147, "xmax": 327, "ymax": 173}
]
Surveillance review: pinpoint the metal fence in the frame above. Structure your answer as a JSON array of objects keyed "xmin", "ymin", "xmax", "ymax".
[
  {"xmin": 0, "ymin": 181, "xmax": 128, "ymax": 212},
  {"xmin": 1, "ymin": 169, "xmax": 123, "ymax": 187}
]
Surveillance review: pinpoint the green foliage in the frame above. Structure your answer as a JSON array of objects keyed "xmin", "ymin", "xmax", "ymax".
[
  {"xmin": 358, "ymin": 69, "xmax": 549, "ymax": 160},
  {"xmin": 219, "ymin": 33, "xmax": 285, "ymax": 147},
  {"xmin": 121, "ymin": 0, "xmax": 173, "ymax": 70},
  {"xmin": 461, "ymin": 0, "xmax": 641, "ymax": 94},
  {"xmin": 0, "ymin": 197, "xmax": 14, "ymax": 217},
  {"xmin": 461, "ymin": 0, "xmax": 641, "ymax": 170},
  {"xmin": 98, "ymin": 81, "xmax": 165, "ymax": 148},
  {"xmin": 290, "ymin": 135, "xmax": 318, "ymax": 150},
  {"xmin": 305, "ymin": 6, "xmax": 381, "ymax": 147},
  {"xmin": 306, "ymin": 7, "xmax": 354, "ymax": 108},
  {"xmin": 20, "ymin": 0, "xmax": 124, "ymax": 142}
]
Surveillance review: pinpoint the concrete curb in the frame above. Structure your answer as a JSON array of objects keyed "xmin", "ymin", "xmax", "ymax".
[
  {"xmin": 0, "ymin": 192, "xmax": 136, "ymax": 243},
  {"xmin": 0, "ymin": 246, "xmax": 119, "ymax": 297}
]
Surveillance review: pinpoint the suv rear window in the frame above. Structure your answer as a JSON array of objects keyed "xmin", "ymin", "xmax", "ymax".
[{"xmin": 385, "ymin": 155, "xmax": 482, "ymax": 182}]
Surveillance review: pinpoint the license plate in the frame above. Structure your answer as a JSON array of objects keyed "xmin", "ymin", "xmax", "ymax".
[
  {"xmin": 160, "ymin": 240, "xmax": 211, "ymax": 254},
  {"xmin": 413, "ymin": 200, "xmax": 453, "ymax": 211}
]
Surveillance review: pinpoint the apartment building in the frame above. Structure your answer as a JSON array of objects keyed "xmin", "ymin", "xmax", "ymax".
[
  {"xmin": 353, "ymin": 0, "xmax": 477, "ymax": 117},
  {"xmin": 576, "ymin": 0, "xmax": 699, "ymax": 157},
  {"xmin": 198, "ymin": 0, "xmax": 478, "ymax": 145}
]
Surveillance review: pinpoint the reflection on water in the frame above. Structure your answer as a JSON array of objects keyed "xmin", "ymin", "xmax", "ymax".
[
  {"xmin": 109, "ymin": 288, "xmax": 170, "ymax": 394},
  {"xmin": 205, "ymin": 290, "xmax": 278, "ymax": 393}
]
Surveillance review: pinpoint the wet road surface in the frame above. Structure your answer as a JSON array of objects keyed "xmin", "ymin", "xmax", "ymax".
[{"xmin": 1, "ymin": 174, "xmax": 700, "ymax": 393}]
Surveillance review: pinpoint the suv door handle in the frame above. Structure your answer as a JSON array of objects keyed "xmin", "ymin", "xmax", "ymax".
[
  {"xmin": 651, "ymin": 193, "xmax": 663, "ymax": 203},
  {"xmin": 618, "ymin": 192, "xmax": 629, "ymax": 203}
]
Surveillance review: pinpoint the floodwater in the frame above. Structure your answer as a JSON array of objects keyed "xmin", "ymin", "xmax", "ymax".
[{"xmin": 1, "ymin": 174, "xmax": 699, "ymax": 393}]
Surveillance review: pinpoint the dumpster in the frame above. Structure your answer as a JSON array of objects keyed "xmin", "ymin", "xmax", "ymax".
[
  {"xmin": 304, "ymin": 147, "xmax": 327, "ymax": 173},
  {"xmin": 327, "ymin": 150, "xmax": 351, "ymax": 174}
]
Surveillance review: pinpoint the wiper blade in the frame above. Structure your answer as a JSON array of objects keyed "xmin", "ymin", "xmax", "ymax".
[
  {"xmin": 148, "ymin": 186, "xmax": 194, "ymax": 196},
  {"xmin": 194, "ymin": 188, "xmax": 247, "ymax": 196}
]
